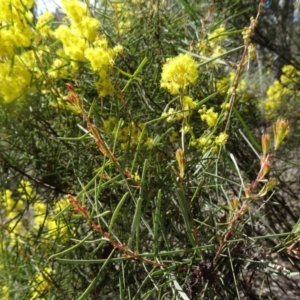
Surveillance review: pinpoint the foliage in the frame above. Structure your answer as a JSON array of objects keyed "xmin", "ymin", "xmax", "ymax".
[{"xmin": 0, "ymin": 0, "xmax": 300, "ymax": 299}]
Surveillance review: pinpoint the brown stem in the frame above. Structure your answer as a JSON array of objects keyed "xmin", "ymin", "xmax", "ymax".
[
  {"xmin": 213, "ymin": 2, "xmax": 264, "ymax": 262},
  {"xmin": 223, "ymin": 3, "xmax": 263, "ymax": 126},
  {"xmin": 68, "ymin": 195, "xmax": 167, "ymax": 268}
]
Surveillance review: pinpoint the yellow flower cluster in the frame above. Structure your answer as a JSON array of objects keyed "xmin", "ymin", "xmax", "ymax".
[
  {"xmin": 211, "ymin": 45, "xmax": 226, "ymax": 58},
  {"xmin": 182, "ymin": 96, "xmax": 197, "ymax": 116},
  {"xmin": 86, "ymin": 38, "xmax": 123, "ymax": 97},
  {"xmin": 215, "ymin": 132, "xmax": 229, "ymax": 146},
  {"xmin": 0, "ymin": 0, "xmax": 34, "ymax": 57},
  {"xmin": 167, "ymin": 130, "xmax": 178, "ymax": 143},
  {"xmin": 118, "ymin": 122, "xmax": 143, "ymax": 150},
  {"xmin": 0, "ymin": 181, "xmax": 71, "ymax": 248},
  {"xmin": 242, "ymin": 17, "xmax": 257, "ymax": 44},
  {"xmin": 51, "ymin": 0, "xmax": 122, "ymax": 96},
  {"xmin": 264, "ymin": 80, "xmax": 285, "ymax": 118},
  {"xmin": 162, "ymin": 108, "xmax": 181, "ymax": 122},
  {"xmin": 103, "ymin": 117, "xmax": 153, "ymax": 150},
  {"xmin": 160, "ymin": 54, "xmax": 198, "ymax": 95},
  {"xmin": 35, "ymin": 11, "xmax": 55, "ymax": 44},
  {"xmin": 1, "ymin": 180, "xmax": 38, "ymax": 245},
  {"xmin": 32, "ymin": 195, "xmax": 71, "ymax": 242},
  {"xmin": 30, "ymin": 267, "xmax": 53, "ymax": 300},
  {"xmin": 50, "ymin": 0, "xmax": 122, "ymax": 96},
  {"xmin": 114, "ymin": 2, "xmax": 134, "ymax": 35},
  {"xmin": 216, "ymin": 71, "xmax": 254, "ymax": 104},
  {"xmin": 0, "ymin": 0, "xmax": 37, "ymax": 102},
  {"xmin": 0, "ymin": 0, "xmax": 123, "ymax": 102},
  {"xmin": 193, "ymin": 103, "xmax": 229, "ymax": 152},
  {"xmin": 207, "ymin": 24, "xmax": 227, "ymax": 43},
  {"xmin": 196, "ymin": 131, "xmax": 228, "ymax": 153},
  {"xmin": 2, "ymin": 189, "xmax": 25, "ymax": 245},
  {"xmin": 199, "ymin": 106, "xmax": 219, "ymax": 127},
  {"xmin": 263, "ymin": 64, "xmax": 300, "ymax": 119},
  {"xmin": 197, "ymin": 24, "xmax": 228, "ymax": 62},
  {"xmin": 103, "ymin": 116, "xmax": 117, "ymax": 132},
  {"xmin": 48, "ymin": 54, "xmax": 79, "ymax": 79},
  {"xmin": 61, "ymin": 0, "xmax": 100, "ymax": 41},
  {"xmin": 161, "ymin": 96, "xmax": 197, "ymax": 123},
  {"xmin": 197, "ymin": 136, "xmax": 213, "ymax": 152}
]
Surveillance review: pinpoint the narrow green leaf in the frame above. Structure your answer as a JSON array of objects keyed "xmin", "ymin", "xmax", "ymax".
[
  {"xmin": 57, "ymin": 131, "xmax": 90, "ymax": 141},
  {"xmin": 52, "ymin": 203, "xmax": 71, "ymax": 221},
  {"xmin": 48, "ymin": 231, "xmax": 94, "ymax": 260},
  {"xmin": 153, "ymin": 189, "xmax": 162, "ymax": 256},
  {"xmin": 127, "ymin": 196, "xmax": 143, "ymax": 248},
  {"xmin": 175, "ymin": 188, "xmax": 196, "ymax": 247},
  {"xmin": 78, "ymin": 248, "xmax": 115, "ymax": 300},
  {"xmin": 292, "ymin": 218, "xmax": 300, "ymax": 234},
  {"xmin": 109, "ymin": 192, "xmax": 129, "ymax": 233},
  {"xmin": 179, "ymin": 0, "xmax": 197, "ymax": 20},
  {"xmin": 122, "ymin": 57, "xmax": 148, "ymax": 92}
]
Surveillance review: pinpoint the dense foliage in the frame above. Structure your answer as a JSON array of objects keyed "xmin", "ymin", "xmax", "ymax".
[{"xmin": 0, "ymin": 0, "xmax": 300, "ymax": 299}]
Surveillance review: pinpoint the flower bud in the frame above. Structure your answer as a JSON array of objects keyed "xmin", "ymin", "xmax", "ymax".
[
  {"xmin": 175, "ymin": 148, "xmax": 186, "ymax": 178},
  {"xmin": 244, "ymin": 183, "xmax": 252, "ymax": 198},
  {"xmin": 259, "ymin": 158, "xmax": 271, "ymax": 180},
  {"xmin": 261, "ymin": 133, "xmax": 270, "ymax": 158},
  {"xmin": 257, "ymin": 178, "xmax": 277, "ymax": 197},
  {"xmin": 273, "ymin": 119, "xmax": 290, "ymax": 150}
]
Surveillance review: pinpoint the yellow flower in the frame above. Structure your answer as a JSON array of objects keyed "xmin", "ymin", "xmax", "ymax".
[
  {"xmin": 208, "ymin": 24, "xmax": 227, "ymax": 43},
  {"xmin": 162, "ymin": 108, "xmax": 179, "ymax": 123},
  {"xmin": 36, "ymin": 11, "xmax": 54, "ymax": 30},
  {"xmin": 30, "ymin": 267, "xmax": 53, "ymax": 300},
  {"xmin": 61, "ymin": 0, "xmax": 100, "ymax": 41},
  {"xmin": 169, "ymin": 131, "xmax": 179, "ymax": 142},
  {"xmin": 198, "ymin": 136, "xmax": 212, "ymax": 147},
  {"xmin": 15, "ymin": 199, "xmax": 25, "ymax": 211},
  {"xmin": 182, "ymin": 96, "xmax": 197, "ymax": 116},
  {"xmin": 160, "ymin": 53, "xmax": 198, "ymax": 94},
  {"xmin": 95, "ymin": 77, "xmax": 115, "ymax": 97},
  {"xmin": 197, "ymin": 40, "xmax": 212, "ymax": 55},
  {"xmin": 35, "ymin": 11, "xmax": 54, "ymax": 43},
  {"xmin": 215, "ymin": 132, "xmax": 229, "ymax": 146},
  {"xmin": 216, "ymin": 76, "xmax": 229, "ymax": 95},
  {"xmin": 85, "ymin": 46, "xmax": 114, "ymax": 71},
  {"xmin": 78, "ymin": 16, "xmax": 100, "ymax": 41},
  {"xmin": 144, "ymin": 138, "xmax": 154, "ymax": 149},
  {"xmin": 197, "ymin": 136, "xmax": 213, "ymax": 153},
  {"xmin": 34, "ymin": 202, "xmax": 47, "ymax": 214},
  {"xmin": 131, "ymin": 172, "xmax": 141, "ymax": 182},
  {"xmin": 200, "ymin": 107, "xmax": 218, "ymax": 127},
  {"xmin": 3, "ymin": 190, "xmax": 13, "ymax": 203},
  {"xmin": 263, "ymin": 79, "xmax": 287, "ymax": 119},
  {"xmin": 0, "ymin": 53, "xmax": 34, "ymax": 102},
  {"xmin": 103, "ymin": 116, "xmax": 116, "ymax": 132},
  {"xmin": 54, "ymin": 25, "xmax": 88, "ymax": 61},
  {"xmin": 61, "ymin": 0, "xmax": 88, "ymax": 24},
  {"xmin": 18, "ymin": 180, "xmax": 35, "ymax": 198},
  {"xmin": 54, "ymin": 197, "xmax": 69, "ymax": 212},
  {"xmin": 48, "ymin": 58, "xmax": 69, "ymax": 79},
  {"xmin": 211, "ymin": 45, "xmax": 225, "ymax": 58}
]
